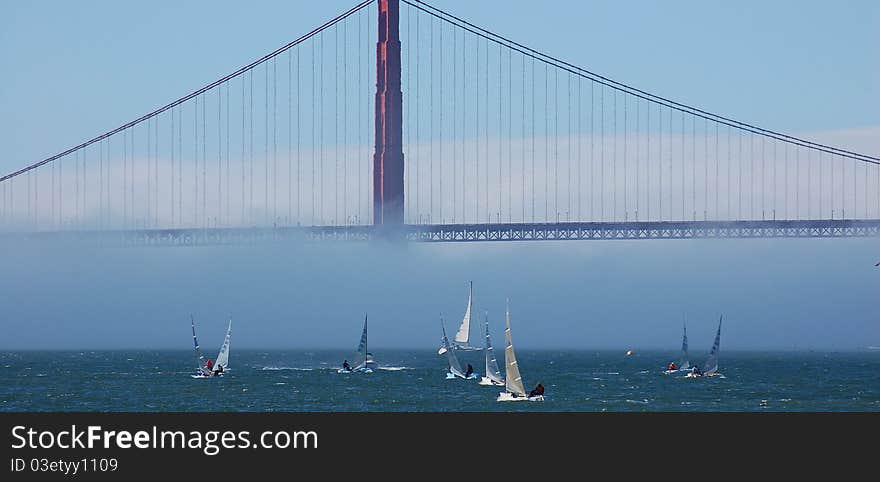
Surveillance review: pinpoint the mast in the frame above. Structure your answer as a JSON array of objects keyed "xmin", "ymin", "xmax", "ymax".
[
  {"xmin": 441, "ymin": 314, "xmax": 464, "ymax": 376},
  {"xmin": 191, "ymin": 315, "xmax": 205, "ymax": 373},
  {"xmin": 364, "ymin": 313, "xmax": 368, "ymax": 367},
  {"xmin": 503, "ymin": 298, "xmax": 526, "ymax": 396},
  {"xmin": 484, "ymin": 312, "xmax": 490, "ymax": 375},
  {"xmin": 704, "ymin": 315, "xmax": 723, "ymax": 374},
  {"xmin": 484, "ymin": 311, "xmax": 503, "ymax": 383},
  {"xmin": 216, "ymin": 318, "xmax": 232, "ymax": 370},
  {"xmin": 680, "ymin": 315, "xmax": 689, "ymax": 367},
  {"xmin": 355, "ymin": 313, "xmax": 370, "ymax": 370}
]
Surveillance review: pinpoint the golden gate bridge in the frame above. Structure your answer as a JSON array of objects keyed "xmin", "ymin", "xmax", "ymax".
[{"xmin": 1, "ymin": 0, "xmax": 878, "ymax": 245}]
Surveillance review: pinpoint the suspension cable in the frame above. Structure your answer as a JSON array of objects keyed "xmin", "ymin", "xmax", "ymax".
[{"xmin": 1, "ymin": 0, "xmax": 376, "ymax": 184}]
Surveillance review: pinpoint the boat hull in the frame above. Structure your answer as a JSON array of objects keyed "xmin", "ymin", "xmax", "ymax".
[
  {"xmin": 438, "ymin": 344, "xmax": 480, "ymax": 354},
  {"xmin": 497, "ymin": 392, "xmax": 544, "ymax": 402},
  {"xmin": 479, "ymin": 377, "xmax": 505, "ymax": 386},
  {"xmin": 446, "ymin": 371, "xmax": 478, "ymax": 380},
  {"xmin": 686, "ymin": 372, "xmax": 724, "ymax": 378},
  {"xmin": 338, "ymin": 367, "xmax": 373, "ymax": 374}
]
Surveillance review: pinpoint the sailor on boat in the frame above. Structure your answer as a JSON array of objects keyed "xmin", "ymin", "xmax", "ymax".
[
  {"xmin": 214, "ymin": 364, "xmax": 224, "ymax": 375},
  {"xmin": 668, "ymin": 361, "xmax": 677, "ymax": 371},
  {"xmin": 205, "ymin": 359, "xmax": 214, "ymax": 371},
  {"xmin": 465, "ymin": 363, "xmax": 474, "ymax": 378},
  {"xmin": 529, "ymin": 383, "xmax": 545, "ymax": 397},
  {"xmin": 342, "ymin": 360, "xmax": 352, "ymax": 372},
  {"xmin": 690, "ymin": 365, "xmax": 702, "ymax": 377}
]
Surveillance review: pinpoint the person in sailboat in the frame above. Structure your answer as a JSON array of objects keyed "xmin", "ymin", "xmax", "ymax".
[
  {"xmin": 342, "ymin": 360, "xmax": 352, "ymax": 372},
  {"xmin": 205, "ymin": 359, "xmax": 214, "ymax": 371},
  {"xmin": 465, "ymin": 363, "xmax": 474, "ymax": 378},
  {"xmin": 529, "ymin": 383, "xmax": 545, "ymax": 397},
  {"xmin": 214, "ymin": 364, "xmax": 224, "ymax": 375},
  {"xmin": 691, "ymin": 365, "xmax": 702, "ymax": 377},
  {"xmin": 668, "ymin": 361, "xmax": 677, "ymax": 371}
]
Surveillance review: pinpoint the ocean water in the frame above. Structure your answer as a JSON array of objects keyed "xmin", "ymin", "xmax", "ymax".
[{"xmin": 1, "ymin": 350, "xmax": 877, "ymax": 411}]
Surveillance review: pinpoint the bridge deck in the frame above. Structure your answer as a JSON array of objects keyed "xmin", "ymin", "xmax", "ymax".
[{"xmin": 2, "ymin": 219, "xmax": 879, "ymax": 246}]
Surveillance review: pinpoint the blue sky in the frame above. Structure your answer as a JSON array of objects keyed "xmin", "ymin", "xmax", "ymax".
[
  {"xmin": 1, "ymin": 0, "xmax": 877, "ymax": 172},
  {"xmin": 0, "ymin": 1, "xmax": 878, "ymax": 350}
]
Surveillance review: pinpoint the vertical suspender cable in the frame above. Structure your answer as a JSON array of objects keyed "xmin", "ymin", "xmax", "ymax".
[
  {"xmin": 288, "ymin": 50, "xmax": 292, "ymax": 224},
  {"xmin": 202, "ymin": 89, "xmax": 207, "ymax": 227},
  {"xmin": 273, "ymin": 58, "xmax": 277, "ymax": 225},
  {"xmin": 343, "ymin": 20, "xmax": 347, "ymax": 224},
  {"xmin": 250, "ymin": 70, "xmax": 254, "ymax": 224},
  {"xmin": 658, "ymin": 105, "xmax": 663, "ymax": 221},
  {"xmin": 439, "ymin": 20, "xmax": 444, "ymax": 223}
]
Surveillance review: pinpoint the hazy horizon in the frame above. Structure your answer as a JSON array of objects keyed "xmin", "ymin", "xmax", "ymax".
[{"xmin": 1, "ymin": 237, "xmax": 877, "ymax": 351}]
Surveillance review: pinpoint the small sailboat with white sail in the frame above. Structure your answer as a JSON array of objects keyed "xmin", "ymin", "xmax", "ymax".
[
  {"xmin": 438, "ymin": 281, "xmax": 479, "ymax": 354},
  {"xmin": 339, "ymin": 313, "xmax": 375, "ymax": 374},
  {"xmin": 189, "ymin": 316, "xmax": 232, "ymax": 379},
  {"xmin": 686, "ymin": 315, "xmax": 723, "ymax": 378},
  {"xmin": 440, "ymin": 315, "xmax": 477, "ymax": 380},
  {"xmin": 214, "ymin": 319, "xmax": 232, "ymax": 373},
  {"xmin": 497, "ymin": 300, "xmax": 543, "ymax": 402},
  {"xmin": 479, "ymin": 313, "xmax": 505, "ymax": 386},
  {"xmin": 664, "ymin": 319, "xmax": 691, "ymax": 374}
]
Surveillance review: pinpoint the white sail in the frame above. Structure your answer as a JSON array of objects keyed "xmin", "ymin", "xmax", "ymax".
[
  {"xmin": 191, "ymin": 316, "xmax": 210, "ymax": 376},
  {"xmin": 354, "ymin": 313, "xmax": 372, "ymax": 370},
  {"xmin": 679, "ymin": 319, "xmax": 690, "ymax": 369},
  {"xmin": 214, "ymin": 319, "xmax": 232, "ymax": 371},
  {"xmin": 703, "ymin": 315, "xmax": 722, "ymax": 374},
  {"xmin": 484, "ymin": 314, "xmax": 504, "ymax": 385},
  {"xmin": 441, "ymin": 317, "xmax": 465, "ymax": 377},
  {"xmin": 454, "ymin": 281, "xmax": 473, "ymax": 344},
  {"xmin": 502, "ymin": 301, "xmax": 526, "ymax": 397}
]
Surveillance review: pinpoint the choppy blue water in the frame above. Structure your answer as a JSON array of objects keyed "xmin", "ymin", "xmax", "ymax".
[{"xmin": 1, "ymin": 350, "xmax": 877, "ymax": 411}]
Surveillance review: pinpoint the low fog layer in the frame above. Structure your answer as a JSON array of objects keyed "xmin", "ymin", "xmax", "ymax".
[{"xmin": 0, "ymin": 237, "xmax": 877, "ymax": 351}]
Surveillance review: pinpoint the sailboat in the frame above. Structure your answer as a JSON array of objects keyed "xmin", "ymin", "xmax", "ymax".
[
  {"xmin": 678, "ymin": 319, "xmax": 691, "ymax": 371},
  {"xmin": 214, "ymin": 319, "xmax": 232, "ymax": 373},
  {"xmin": 664, "ymin": 319, "xmax": 691, "ymax": 374},
  {"xmin": 339, "ymin": 313, "xmax": 375, "ymax": 373},
  {"xmin": 440, "ymin": 315, "xmax": 477, "ymax": 380},
  {"xmin": 189, "ymin": 316, "xmax": 231, "ymax": 379},
  {"xmin": 479, "ymin": 313, "xmax": 505, "ymax": 386},
  {"xmin": 686, "ymin": 315, "xmax": 723, "ymax": 378},
  {"xmin": 497, "ymin": 300, "xmax": 543, "ymax": 402},
  {"xmin": 438, "ymin": 281, "xmax": 479, "ymax": 354}
]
